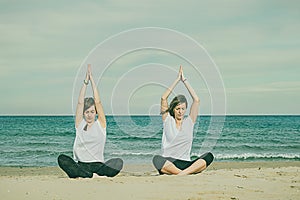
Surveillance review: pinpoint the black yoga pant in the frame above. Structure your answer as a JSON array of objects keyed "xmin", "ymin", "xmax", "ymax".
[
  {"xmin": 57, "ymin": 154, "xmax": 123, "ymax": 178},
  {"xmin": 152, "ymin": 152, "xmax": 214, "ymax": 174}
]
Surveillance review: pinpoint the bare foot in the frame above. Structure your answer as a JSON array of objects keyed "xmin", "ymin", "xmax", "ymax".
[{"xmin": 92, "ymin": 173, "xmax": 106, "ymax": 178}]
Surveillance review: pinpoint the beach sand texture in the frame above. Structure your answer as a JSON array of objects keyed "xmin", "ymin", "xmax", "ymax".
[{"xmin": 0, "ymin": 162, "xmax": 299, "ymax": 200}]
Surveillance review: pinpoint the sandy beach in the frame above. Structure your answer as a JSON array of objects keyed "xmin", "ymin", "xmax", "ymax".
[{"xmin": 0, "ymin": 161, "xmax": 299, "ymax": 200}]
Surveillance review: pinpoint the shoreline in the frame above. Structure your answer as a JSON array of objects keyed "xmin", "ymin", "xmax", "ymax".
[
  {"xmin": 1, "ymin": 114, "xmax": 300, "ymax": 116},
  {"xmin": 0, "ymin": 161, "xmax": 299, "ymax": 177},
  {"xmin": 1, "ymin": 161, "xmax": 299, "ymax": 199}
]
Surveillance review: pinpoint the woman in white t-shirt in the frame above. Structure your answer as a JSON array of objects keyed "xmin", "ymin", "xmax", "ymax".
[
  {"xmin": 58, "ymin": 64, "xmax": 123, "ymax": 178},
  {"xmin": 152, "ymin": 66, "xmax": 214, "ymax": 175}
]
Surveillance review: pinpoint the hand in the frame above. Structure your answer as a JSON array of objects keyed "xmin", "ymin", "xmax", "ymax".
[
  {"xmin": 179, "ymin": 65, "xmax": 186, "ymax": 82},
  {"xmin": 87, "ymin": 64, "xmax": 92, "ymax": 77},
  {"xmin": 85, "ymin": 64, "xmax": 91, "ymax": 81},
  {"xmin": 177, "ymin": 65, "xmax": 182, "ymax": 81}
]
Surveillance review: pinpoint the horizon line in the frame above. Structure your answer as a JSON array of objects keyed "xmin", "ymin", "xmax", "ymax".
[{"xmin": 0, "ymin": 114, "xmax": 299, "ymax": 117}]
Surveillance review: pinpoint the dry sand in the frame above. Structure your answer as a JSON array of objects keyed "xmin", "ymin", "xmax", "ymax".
[{"xmin": 0, "ymin": 161, "xmax": 299, "ymax": 200}]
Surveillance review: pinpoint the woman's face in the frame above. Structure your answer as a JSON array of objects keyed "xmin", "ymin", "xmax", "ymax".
[
  {"xmin": 84, "ymin": 105, "xmax": 96, "ymax": 123},
  {"xmin": 173, "ymin": 103, "xmax": 187, "ymax": 121}
]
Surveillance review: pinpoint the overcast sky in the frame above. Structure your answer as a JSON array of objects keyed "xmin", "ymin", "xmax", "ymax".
[{"xmin": 1, "ymin": 0, "xmax": 299, "ymax": 115}]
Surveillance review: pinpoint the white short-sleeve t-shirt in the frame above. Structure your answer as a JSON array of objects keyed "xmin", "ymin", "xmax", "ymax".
[
  {"xmin": 73, "ymin": 119, "xmax": 106, "ymax": 162},
  {"xmin": 161, "ymin": 113, "xmax": 194, "ymax": 161}
]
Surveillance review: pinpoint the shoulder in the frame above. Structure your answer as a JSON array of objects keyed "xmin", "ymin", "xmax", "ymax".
[
  {"xmin": 163, "ymin": 113, "xmax": 172, "ymax": 123},
  {"xmin": 75, "ymin": 119, "xmax": 85, "ymax": 130},
  {"xmin": 96, "ymin": 120, "xmax": 106, "ymax": 132},
  {"xmin": 184, "ymin": 115, "xmax": 194, "ymax": 125}
]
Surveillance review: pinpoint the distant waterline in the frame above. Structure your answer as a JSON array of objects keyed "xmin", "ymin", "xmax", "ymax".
[{"xmin": 0, "ymin": 115, "xmax": 299, "ymax": 167}]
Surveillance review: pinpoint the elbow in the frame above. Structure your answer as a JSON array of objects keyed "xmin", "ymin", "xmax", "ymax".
[
  {"xmin": 194, "ymin": 97, "xmax": 200, "ymax": 104},
  {"xmin": 161, "ymin": 96, "xmax": 167, "ymax": 101}
]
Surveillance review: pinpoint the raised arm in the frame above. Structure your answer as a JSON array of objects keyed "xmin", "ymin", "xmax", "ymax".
[
  {"xmin": 161, "ymin": 68, "xmax": 181, "ymax": 121},
  {"xmin": 88, "ymin": 65, "xmax": 106, "ymax": 128},
  {"xmin": 75, "ymin": 68, "xmax": 89, "ymax": 128},
  {"xmin": 180, "ymin": 66, "xmax": 200, "ymax": 123}
]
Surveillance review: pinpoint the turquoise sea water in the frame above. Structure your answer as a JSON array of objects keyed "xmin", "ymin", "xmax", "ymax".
[{"xmin": 0, "ymin": 115, "xmax": 299, "ymax": 166}]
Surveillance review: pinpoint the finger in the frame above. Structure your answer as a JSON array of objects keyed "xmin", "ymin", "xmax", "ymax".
[{"xmin": 87, "ymin": 65, "xmax": 92, "ymax": 76}]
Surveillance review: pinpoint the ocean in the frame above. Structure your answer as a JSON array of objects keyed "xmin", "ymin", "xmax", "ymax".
[{"xmin": 0, "ymin": 115, "xmax": 299, "ymax": 167}]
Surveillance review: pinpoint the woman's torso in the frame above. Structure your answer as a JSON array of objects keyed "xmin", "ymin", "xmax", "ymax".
[
  {"xmin": 161, "ymin": 113, "xmax": 194, "ymax": 161},
  {"xmin": 73, "ymin": 119, "xmax": 106, "ymax": 162}
]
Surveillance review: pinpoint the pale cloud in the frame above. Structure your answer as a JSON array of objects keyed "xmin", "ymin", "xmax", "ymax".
[{"xmin": 227, "ymin": 81, "xmax": 300, "ymax": 93}]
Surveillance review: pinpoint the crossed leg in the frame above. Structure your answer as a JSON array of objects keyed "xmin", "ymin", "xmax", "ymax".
[
  {"xmin": 58, "ymin": 155, "xmax": 123, "ymax": 178},
  {"xmin": 96, "ymin": 158, "xmax": 123, "ymax": 177},
  {"xmin": 152, "ymin": 152, "xmax": 214, "ymax": 175}
]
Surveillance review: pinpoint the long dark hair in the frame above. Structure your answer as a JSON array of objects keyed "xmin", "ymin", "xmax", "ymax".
[
  {"xmin": 83, "ymin": 97, "xmax": 96, "ymax": 114},
  {"xmin": 162, "ymin": 94, "xmax": 187, "ymax": 118}
]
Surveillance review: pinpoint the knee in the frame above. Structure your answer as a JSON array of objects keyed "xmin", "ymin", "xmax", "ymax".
[
  {"xmin": 203, "ymin": 152, "xmax": 214, "ymax": 167},
  {"xmin": 152, "ymin": 155, "xmax": 161, "ymax": 165},
  {"xmin": 57, "ymin": 154, "xmax": 67, "ymax": 163},
  {"xmin": 107, "ymin": 158, "xmax": 123, "ymax": 170},
  {"xmin": 152, "ymin": 155, "xmax": 160, "ymax": 162},
  {"xmin": 114, "ymin": 158, "xmax": 123, "ymax": 168},
  {"xmin": 100, "ymin": 158, "xmax": 124, "ymax": 177},
  {"xmin": 152, "ymin": 155, "xmax": 166, "ymax": 170}
]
